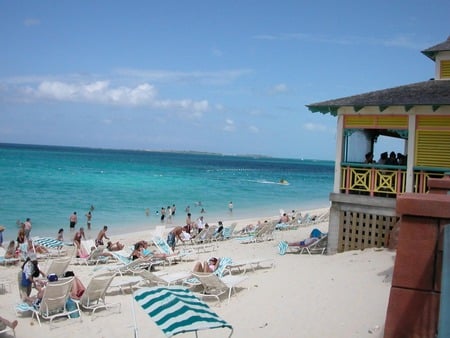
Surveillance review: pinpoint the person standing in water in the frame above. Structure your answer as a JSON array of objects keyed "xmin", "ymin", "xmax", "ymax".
[{"xmin": 85, "ymin": 211, "xmax": 92, "ymax": 230}]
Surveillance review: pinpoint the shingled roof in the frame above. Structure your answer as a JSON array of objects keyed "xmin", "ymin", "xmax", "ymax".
[
  {"xmin": 421, "ymin": 36, "xmax": 450, "ymax": 61},
  {"xmin": 307, "ymin": 79, "xmax": 450, "ymax": 116}
]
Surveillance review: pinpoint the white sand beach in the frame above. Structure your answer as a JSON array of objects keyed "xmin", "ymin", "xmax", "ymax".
[{"xmin": 0, "ymin": 207, "xmax": 395, "ymax": 338}]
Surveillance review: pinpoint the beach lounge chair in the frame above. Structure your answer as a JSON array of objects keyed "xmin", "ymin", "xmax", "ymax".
[
  {"xmin": 76, "ymin": 273, "xmax": 121, "ymax": 318},
  {"xmin": 0, "ymin": 324, "xmax": 16, "ymax": 337},
  {"xmin": 235, "ymin": 221, "xmax": 276, "ymax": 244},
  {"xmin": 0, "ymin": 318, "xmax": 16, "ymax": 337},
  {"xmin": 152, "ymin": 225, "xmax": 167, "ymax": 239},
  {"xmin": 218, "ymin": 222, "xmax": 237, "ymax": 240},
  {"xmin": 152, "ymin": 236, "xmax": 195, "ymax": 264},
  {"xmin": 133, "ymin": 286, "xmax": 233, "ymax": 337},
  {"xmin": 139, "ymin": 269, "xmax": 191, "ymax": 287},
  {"xmin": 14, "ymin": 270, "xmax": 37, "ymax": 321},
  {"xmin": 191, "ymin": 272, "xmax": 248, "ymax": 304},
  {"xmin": 73, "ymin": 245, "xmax": 112, "ymax": 265},
  {"xmin": 0, "ymin": 247, "xmax": 19, "ymax": 266},
  {"xmin": 278, "ymin": 233, "xmax": 328, "ymax": 255},
  {"xmin": 45, "ymin": 256, "xmax": 71, "ymax": 277},
  {"xmin": 226, "ymin": 257, "xmax": 274, "ymax": 274},
  {"xmin": 298, "ymin": 234, "xmax": 328, "ymax": 255},
  {"xmin": 191, "ymin": 225, "xmax": 217, "ymax": 245},
  {"xmin": 31, "ymin": 277, "xmax": 81, "ymax": 326},
  {"xmin": 103, "ymin": 256, "xmax": 155, "ymax": 276},
  {"xmin": 183, "ymin": 256, "xmax": 233, "ymax": 288},
  {"xmin": 32, "ymin": 237, "xmax": 70, "ymax": 257}
]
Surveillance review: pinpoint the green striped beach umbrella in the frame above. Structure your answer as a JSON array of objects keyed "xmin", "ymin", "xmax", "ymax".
[
  {"xmin": 133, "ymin": 286, "xmax": 233, "ymax": 337},
  {"xmin": 33, "ymin": 237, "xmax": 65, "ymax": 248}
]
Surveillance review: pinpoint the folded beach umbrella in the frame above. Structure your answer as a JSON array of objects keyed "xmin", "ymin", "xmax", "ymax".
[
  {"xmin": 133, "ymin": 286, "xmax": 233, "ymax": 337},
  {"xmin": 33, "ymin": 237, "xmax": 65, "ymax": 248}
]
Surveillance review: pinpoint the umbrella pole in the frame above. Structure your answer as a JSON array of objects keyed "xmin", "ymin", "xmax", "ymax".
[{"xmin": 131, "ymin": 296, "xmax": 138, "ymax": 338}]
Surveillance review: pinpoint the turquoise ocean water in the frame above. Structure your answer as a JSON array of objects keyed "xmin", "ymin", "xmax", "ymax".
[{"xmin": 0, "ymin": 143, "xmax": 334, "ymax": 239}]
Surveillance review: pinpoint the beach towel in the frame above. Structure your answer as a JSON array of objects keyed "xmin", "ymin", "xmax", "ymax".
[{"xmin": 278, "ymin": 241, "xmax": 288, "ymax": 255}]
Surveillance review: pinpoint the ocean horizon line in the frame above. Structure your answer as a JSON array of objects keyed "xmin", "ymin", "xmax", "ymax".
[{"xmin": 0, "ymin": 142, "xmax": 334, "ymax": 163}]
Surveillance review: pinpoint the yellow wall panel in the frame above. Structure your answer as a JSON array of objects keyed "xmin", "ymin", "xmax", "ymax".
[
  {"xmin": 415, "ymin": 130, "xmax": 450, "ymax": 168},
  {"xmin": 440, "ymin": 60, "xmax": 450, "ymax": 79},
  {"xmin": 344, "ymin": 115, "xmax": 408, "ymax": 129}
]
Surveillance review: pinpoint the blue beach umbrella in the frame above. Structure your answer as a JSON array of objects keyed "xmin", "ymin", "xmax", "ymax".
[{"xmin": 133, "ymin": 286, "xmax": 233, "ymax": 337}]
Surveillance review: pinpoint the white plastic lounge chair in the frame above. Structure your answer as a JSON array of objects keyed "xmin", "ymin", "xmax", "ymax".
[
  {"xmin": 152, "ymin": 225, "xmax": 167, "ymax": 238},
  {"xmin": 235, "ymin": 221, "xmax": 276, "ymax": 243},
  {"xmin": 217, "ymin": 222, "xmax": 237, "ymax": 240},
  {"xmin": 45, "ymin": 256, "xmax": 71, "ymax": 277},
  {"xmin": 116, "ymin": 257, "xmax": 155, "ymax": 275},
  {"xmin": 278, "ymin": 234, "xmax": 328, "ymax": 255},
  {"xmin": 139, "ymin": 269, "xmax": 191, "ymax": 287},
  {"xmin": 299, "ymin": 234, "xmax": 328, "ymax": 255},
  {"xmin": 0, "ymin": 320, "xmax": 16, "ymax": 337},
  {"xmin": 226, "ymin": 257, "xmax": 274, "ymax": 274},
  {"xmin": 74, "ymin": 245, "xmax": 112, "ymax": 265},
  {"xmin": 133, "ymin": 286, "xmax": 233, "ymax": 337},
  {"xmin": 76, "ymin": 273, "xmax": 121, "ymax": 318},
  {"xmin": 192, "ymin": 272, "xmax": 248, "ymax": 304},
  {"xmin": 31, "ymin": 277, "xmax": 81, "ymax": 326},
  {"xmin": 103, "ymin": 256, "xmax": 156, "ymax": 276},
  {"xmin": 0, "ymin": 247, "xmax": 19, "ymax": 266},
  {"xmin": 152, "ymin": 236, "xmax": 195, "ymax": 264},
  {"xmin": 32, "ymin": 237, "xmax": 70, "ymax": 257},
  {"xmin": 183, "ymin": 257, "xmax": 233, "ymax": 288}
]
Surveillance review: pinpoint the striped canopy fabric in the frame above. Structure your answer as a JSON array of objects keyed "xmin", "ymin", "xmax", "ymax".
[
  {"xmin": 33, "ymin": 237, "xmax": 65, "ymax": 248},
  {"xmin": 133, "ymin": 286, "xmax": 233, "ymax": 337}
]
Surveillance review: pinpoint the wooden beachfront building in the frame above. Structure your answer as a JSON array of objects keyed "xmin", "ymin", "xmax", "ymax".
[{"xmin": 307, "ymin": 36, "xmax": 450, "ymax": 254}]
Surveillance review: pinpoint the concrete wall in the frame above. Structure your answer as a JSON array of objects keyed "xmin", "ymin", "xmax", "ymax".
[{"xmin": 384, "ymin": 190, "xmax": 450, "ymax": 338}]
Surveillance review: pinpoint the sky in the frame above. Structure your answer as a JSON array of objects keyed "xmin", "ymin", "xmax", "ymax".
[{"xmin": 0, "ymin": 1, "xmax": 448, "ymax": 160}]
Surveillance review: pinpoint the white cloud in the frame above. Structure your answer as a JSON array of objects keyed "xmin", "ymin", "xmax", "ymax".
[
  {"xmin": 115, "ymin": 68, "xmax": 252, "ymax": 85},
  {"xmin": 249, "ymin": 125, "xmax": 259, "ymax": 133},
  {"xmin": 253, "ymin": 32, "xmax": 424, "ymax": 49},
  {"xmin": 269, "ymin": 83, "xmax": 288, "ymax": 95},
  {"xmin": 304, "ymin": 122, "xmax": 328, "ymax": 132},
  {"xmin": 26, "ymin": 80, "xmax": 208, "ymax": 115},
  {"xmin": 223, "ymin": 119, "xmax": 236, "ymax": 132}
]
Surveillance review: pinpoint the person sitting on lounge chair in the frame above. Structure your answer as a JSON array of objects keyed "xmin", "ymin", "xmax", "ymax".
[
  {"xmin": 192, "ymin": 257, "xmax": 220, "ymax": 273},
  {"xmin": 131, "ymin": 241, "xmax": 175, "ymax": 261}
]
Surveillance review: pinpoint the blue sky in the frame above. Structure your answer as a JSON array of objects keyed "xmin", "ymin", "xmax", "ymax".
[{"xmin": 0, "ymin": 1, "xmax": 448, "ymax": 160}]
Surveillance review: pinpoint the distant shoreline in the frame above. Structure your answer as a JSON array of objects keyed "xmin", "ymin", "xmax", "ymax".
[{"xmin": 0, "ymin": 142, "xmax": 334, "ymax": 162}]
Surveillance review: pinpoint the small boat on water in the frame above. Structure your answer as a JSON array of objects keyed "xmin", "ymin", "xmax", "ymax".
[{"xmin": 279, "ymin": 179, "xmax": 289, "ymax": 185}]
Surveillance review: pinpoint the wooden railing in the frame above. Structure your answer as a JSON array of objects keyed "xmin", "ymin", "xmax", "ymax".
[{"xmin": 340, "ymin": 163, "xmax": 446, "ymax": 196}]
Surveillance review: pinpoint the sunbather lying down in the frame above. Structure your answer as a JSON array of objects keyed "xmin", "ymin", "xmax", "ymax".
[
  {"xmin": 286, "ymin": 237, "xmax": 318, "ymax": 247},
  {"xmin": 277, "ymin": 228, "xmax": 326, "ymax": 255}
]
